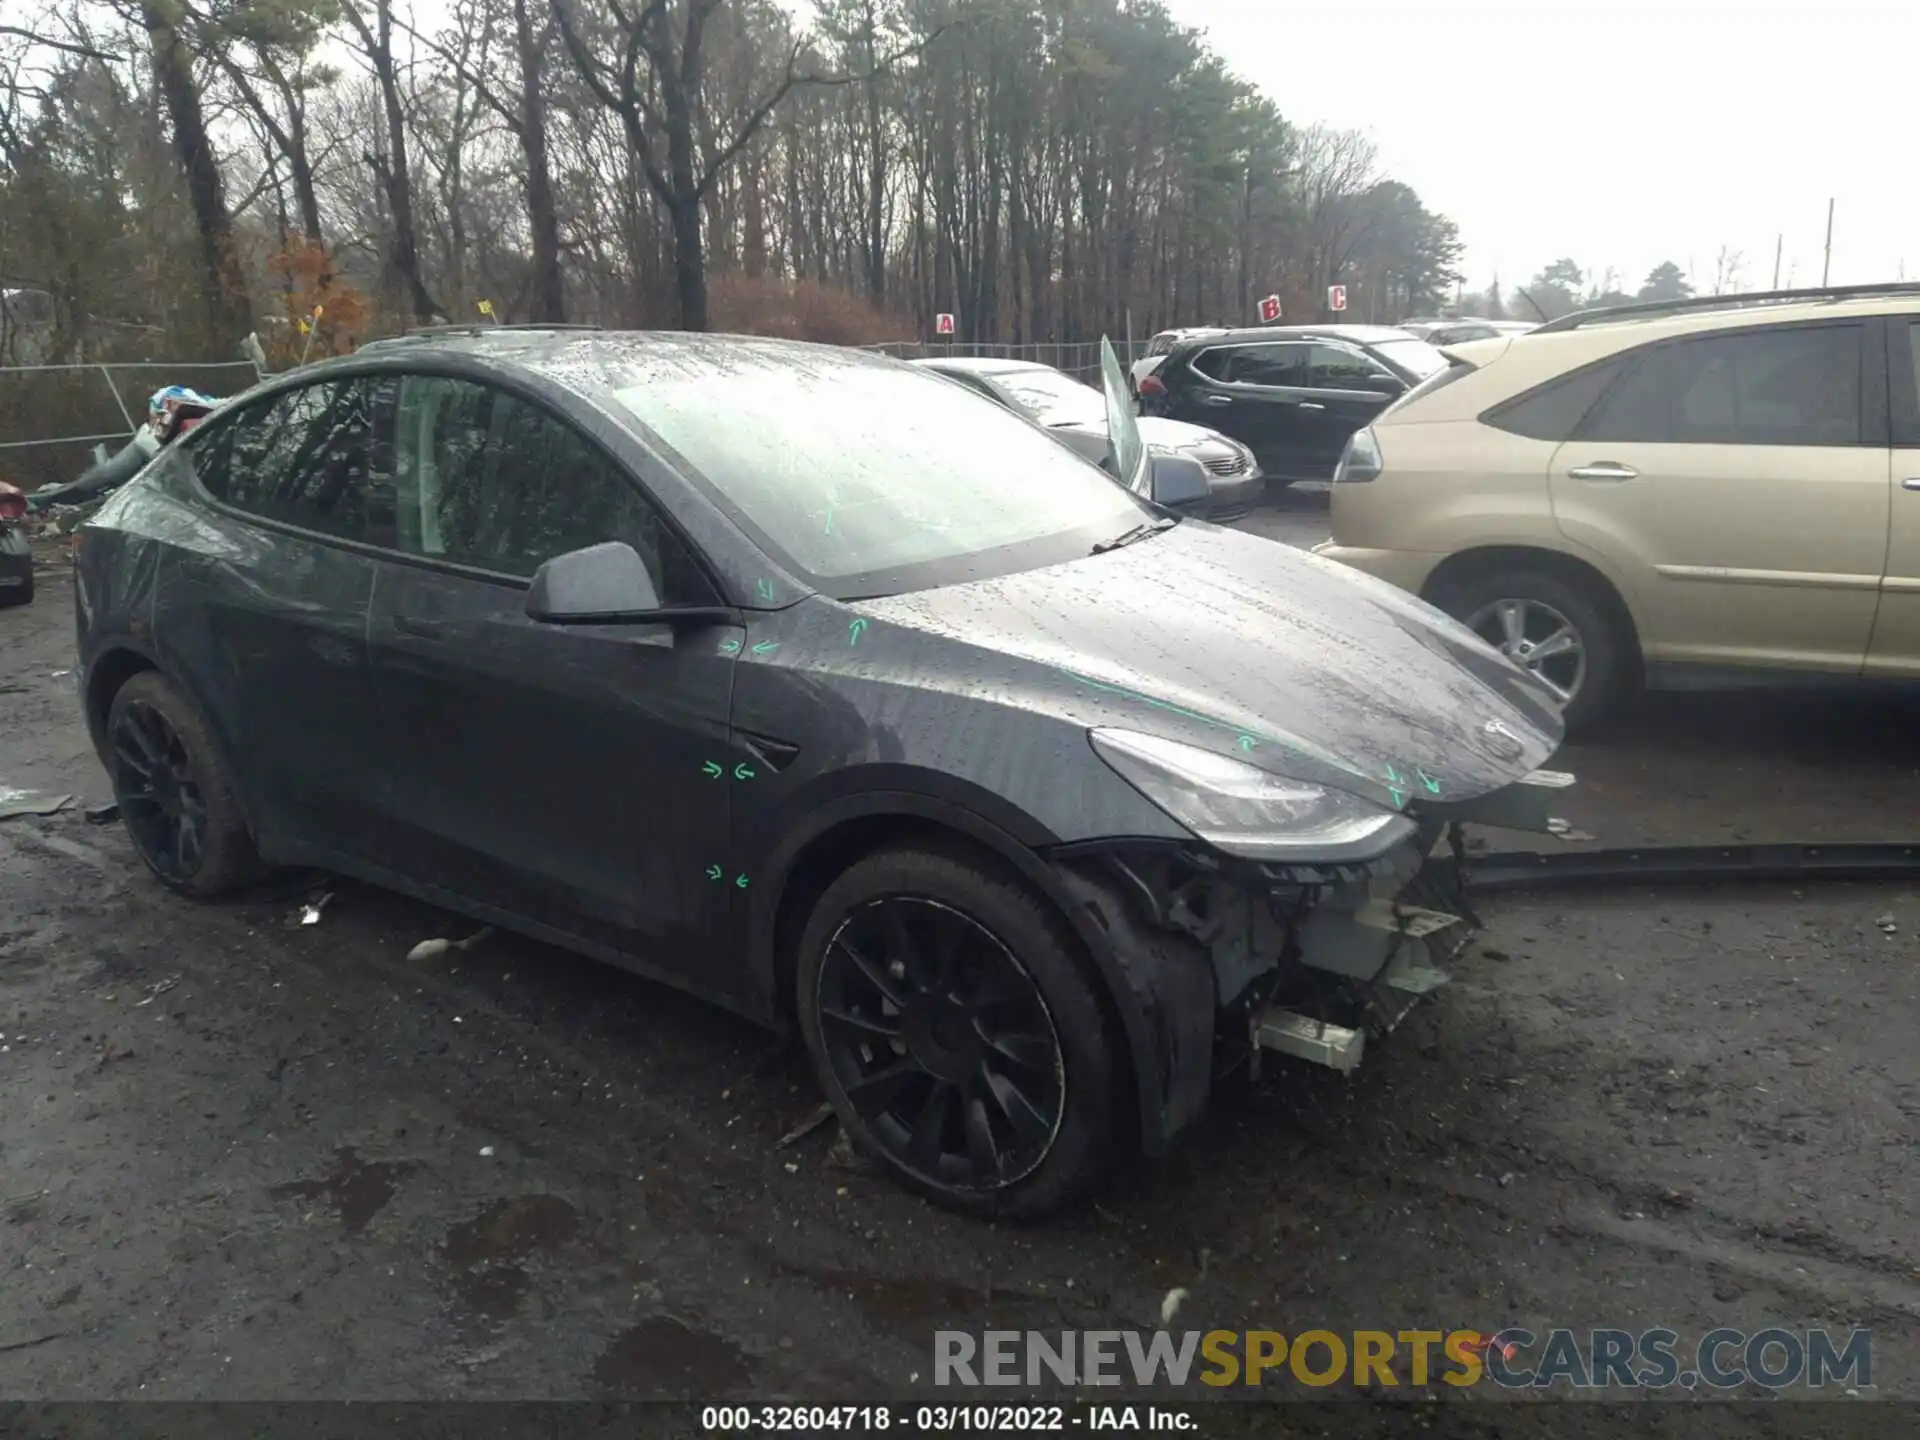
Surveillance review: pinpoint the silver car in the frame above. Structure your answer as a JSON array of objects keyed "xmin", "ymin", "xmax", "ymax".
[{"xmin": 913, "ymin": 356, "xmax": 1266, "ymax": 521}]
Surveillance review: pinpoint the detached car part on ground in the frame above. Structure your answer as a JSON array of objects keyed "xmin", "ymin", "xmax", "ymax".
[{"xmin": 74, "ymin": 331, "xmax": 1569, "ymax": 1218}]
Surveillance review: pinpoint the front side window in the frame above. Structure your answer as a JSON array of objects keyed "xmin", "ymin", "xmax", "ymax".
[
  {"xmin": 390, "ymin": 375, "xmax": 710, "ymax": 600},
  {"xmin": 189, "ymin": 377, "xmax": 385, "ymax": 544},
  {"xmin": 1309, "ymin": 344, "xmax": 1397, "ymax": 391},
  {"xmin": 605, "ymin": 354, "xmax": 1149, "ymax": 595},
  {"xmin": 1582, "ymin": 325, "xmax": 1862, "ymax": 446}
]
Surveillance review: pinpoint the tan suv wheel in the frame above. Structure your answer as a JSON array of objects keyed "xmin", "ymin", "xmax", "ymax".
[{"xmin": 1433, "ymin": 569, "xmax": 1631, "ymax": 732}]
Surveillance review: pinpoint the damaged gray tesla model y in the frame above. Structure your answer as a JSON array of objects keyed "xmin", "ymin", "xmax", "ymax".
[{"xmin": 73, "ymin": 329, "xmax": 1570, "ymax": 1217}]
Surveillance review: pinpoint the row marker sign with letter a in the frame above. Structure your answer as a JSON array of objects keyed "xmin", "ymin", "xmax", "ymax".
[{"xmin": 935, "ymin": 312, "xmax": 956, "ymax": 335}]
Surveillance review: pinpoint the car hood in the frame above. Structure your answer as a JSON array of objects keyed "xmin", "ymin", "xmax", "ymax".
[
  {"xmin": 1050, "ymin": 415, "xmax": 1234, "ymax": 452},
  {"xmin": 851, "ymin": 521, "xmax": 1563, "ymax": 810}
]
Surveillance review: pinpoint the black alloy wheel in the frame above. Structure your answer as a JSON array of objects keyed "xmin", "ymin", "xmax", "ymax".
[
  {"xmin": 105, "ymin": 671, "xmax": 262, "ymax": 896},
  {"xmin": 112, "ymin": 696, "xmax": 207, "ymax": 884},
  {"xmin": 815, "ymin": 896, "xmax": 1065, "ymax": 1192}
]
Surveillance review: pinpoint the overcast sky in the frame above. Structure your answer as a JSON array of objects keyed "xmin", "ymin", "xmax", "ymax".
[{"xmin": 1164, "ymin": 0, "xmax": 1919, "ymax": 296}]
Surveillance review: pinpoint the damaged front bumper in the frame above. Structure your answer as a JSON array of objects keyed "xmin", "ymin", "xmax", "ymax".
[{"xmin": 1052, "ymin": 766, "xmax": 1575, "ymax": 1146}]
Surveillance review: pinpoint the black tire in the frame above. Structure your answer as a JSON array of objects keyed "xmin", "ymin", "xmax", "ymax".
[
  {"xmin": 0, "ymin": 574, "xmax": 30, "ymax": 607},
  {"xmin": 795, "ymin": 844, "xmax": 1122, "ymax": 1220},
  {"xmin": 106, "ymin": 671, "xmax": 262, "ymax": 897},
  {"xmin": 1430, "ymin": 567, "xmax": 1634, "ymax": 733}
]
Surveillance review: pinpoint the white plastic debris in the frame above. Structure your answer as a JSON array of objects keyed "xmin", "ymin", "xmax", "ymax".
[
  {"xmin": 298, "ymin": 892, "xmax": 334, "ymax": 926},
  {"xmin": 408, "ymin": 926, "xmax": 496, "ymax": 961},
  {"xmin": 1160, "ymin": 1287, "xmax": 1189, "ymax": 1325},
  {"xmin": 479, "ymin": 1145, "xmax": 495, "ymax": 1157}
]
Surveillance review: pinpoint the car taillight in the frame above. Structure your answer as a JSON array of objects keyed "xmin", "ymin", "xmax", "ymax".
[
  {"xmin": 0, "ymin": 484, "xmax": 25, "ymax": 521},
  {"xmin": 1138, "ymin": 374, "xmax": 1167, "ymax": 397},
  {"xmin": 1333, "ymin": 426, "xmax": 1383, "ymax": 484}
]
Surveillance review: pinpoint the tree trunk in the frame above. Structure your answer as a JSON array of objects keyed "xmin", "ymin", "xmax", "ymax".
[
  {"xmin": 513, "ymin": 0, "xmax": 564, "ymax": 321},
  {"xmin": 144, "ymin": 4, "xmax": 251, "ymax": 345}
]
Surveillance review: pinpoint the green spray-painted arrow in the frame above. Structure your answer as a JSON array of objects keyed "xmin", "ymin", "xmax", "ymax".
[
  {"xmin": 734, "ymin": 874, "xmax": 749, "ymax": 889},
  {"xmin": 733, "ymin": 762, "xmax": 756, "ymax": 781},
  {"xmin": 718, "ymin": 638, "xmax": 742, "ymax": 656},
  {"xmin": 705, "ymin": 864, "xmax": 723, "ymax": 881},
  {"xmin": 751, "ymin": 640, "xmax": 780, "ymax": 655},
  {"xmin": 701, "ymin": 761, "xmax": 723, "ymax": 779},
  {"xmin": 848, "ymin": 618, "xmax": 868, "ymax": 646}
]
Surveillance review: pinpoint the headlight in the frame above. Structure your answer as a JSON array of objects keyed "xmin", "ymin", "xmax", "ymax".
[{"xmin": 1090, "ymin": 728, "xmax": 1415, "ymax": 862}]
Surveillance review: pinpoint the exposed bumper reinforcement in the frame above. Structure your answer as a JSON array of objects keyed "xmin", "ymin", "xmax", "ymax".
[{"xmin": 1254, "ymin": 1009, "xmax": 1365, "ymax": 1073}]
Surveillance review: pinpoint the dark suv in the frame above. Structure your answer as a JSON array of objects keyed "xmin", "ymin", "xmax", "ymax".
[{"xmin": 1139, "ymin": 325, "xmax": 1448, "ymax": 484}]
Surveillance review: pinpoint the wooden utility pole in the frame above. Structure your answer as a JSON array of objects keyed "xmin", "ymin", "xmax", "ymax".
[{"xmin": 1822, "ymin": 198, "xmax": 1834, "ymax": 286}]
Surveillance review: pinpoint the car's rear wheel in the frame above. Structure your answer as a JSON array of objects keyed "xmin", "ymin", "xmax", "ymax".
[
  {"xmin": 1432, "ymin": 568, "xmax": 1631, "ymax": 731},
  {"xmin": 795, "ymin": 845, "xmax": 1121, "ymax": 1219},
  {"xmin": 106, "ymin": 671, "xmax": 261, "ymax": 897}
]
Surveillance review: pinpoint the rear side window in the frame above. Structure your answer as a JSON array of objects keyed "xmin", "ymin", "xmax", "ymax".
[
  {"xmin": 1483, "ymin": 359, "xmax": 1623, "ymax": 441},
  {"xmin": 191, "ymin": 378, "xmax": 388, "ymax": 544},
  {"xmin": 1581, "ymin": 325, "xmax": 1862, "ymax": 446},
  {"xmin": 1195, "ymin": 343, "xmax": 1309, "ymax": 387}
]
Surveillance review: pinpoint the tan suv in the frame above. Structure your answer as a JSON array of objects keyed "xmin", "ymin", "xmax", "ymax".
[{"xmin": 1313, "ymin": 284, "xmax": 1920, "ymax": 728}]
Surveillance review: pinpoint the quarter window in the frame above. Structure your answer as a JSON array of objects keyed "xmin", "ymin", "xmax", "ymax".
[
  {"xmin": 389, "ymin": 375, "xmax": 710, "ymax": 600},
  {"xmin": 1483, "ymin": 359, "xmax": 1623, "ymax": 441}
]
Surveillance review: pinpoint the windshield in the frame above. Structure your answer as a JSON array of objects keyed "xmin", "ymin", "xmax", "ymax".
[
  {"xmin": 994, "ymin": 368, "xmax": 1107, "ymax": 427},
  {"xmin": 610, "ymin": 357, "xmax": 1150, "ymax": 598},
  {"xmin": 1372, "ymin": 337, "xmax": 1449, "ymax": 380}
]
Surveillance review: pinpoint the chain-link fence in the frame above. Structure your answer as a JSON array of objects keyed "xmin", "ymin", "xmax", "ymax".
[
  {"xmin": 0, "ymin": 359, "xmax": 265, "ymax": 493},
  {"xmin": 864, "ymin": 339, "xmax": 1149, "ymax": 383}
]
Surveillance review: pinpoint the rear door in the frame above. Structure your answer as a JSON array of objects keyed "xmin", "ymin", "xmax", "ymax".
[
  {"xmin": 1549, "ymin": 320, "xmax": 1888, "ymax": 675},
  {"xmin": 364, "ymin": 371, "xmax": 737, "ymax": 982},
  {"xmin": 1173, "ymin": 341, "xmax": 1317, "ymax": 476},
  {"xmin": 160, "ymin": 377, "xmax": 389, "ymax": 859},
  {"xmin": 1865, "ymin": 316, "xmax": 1920, "ymax": 675}
]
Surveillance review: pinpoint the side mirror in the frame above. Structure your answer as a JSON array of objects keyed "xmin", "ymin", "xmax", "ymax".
[
  {"xmin": 526, "ymin": 541, "xmax": 663, "ymax": 623},
  {"xmin": 1148, "ymin": 452, "xmax": 1213, "ymax": 519}
]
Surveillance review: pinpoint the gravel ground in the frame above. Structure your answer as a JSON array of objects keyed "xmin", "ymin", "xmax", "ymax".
[{"xmin": 2, "ymin": 521, "xmax": 1916, "ymax": 1429}]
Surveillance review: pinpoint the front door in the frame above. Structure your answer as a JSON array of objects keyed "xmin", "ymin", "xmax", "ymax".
[
  {"xmin": 1548, "ymin": 320, "xmax": 1888, "ymax": 675},
  {"xmin": 1866, "ymin": 317, "xmax": 1920, "ymax": 676},
  {"xmin": 1300, "ymin": 342, "xmax": 1403, "ymax": 475},
  {"xmin": 1180, "ymin": 340, "xmax": 1318, "ymax": 477},
  {"xmin": 364, "ymin": 372, "xmax": 737, "ymax": 982}
]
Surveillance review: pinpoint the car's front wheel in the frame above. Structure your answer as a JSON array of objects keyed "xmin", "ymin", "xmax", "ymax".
[
  {"xmin": 1432, "ymin": 568, "xmax": 1632, "ymax": 731},
  {"xmin": 795, "ymin": 844, "xmax": 1122, "ymax": 1219},
  {"xmin": 106, "ymin": 671, "xmax": 262, "ymax": 897}
]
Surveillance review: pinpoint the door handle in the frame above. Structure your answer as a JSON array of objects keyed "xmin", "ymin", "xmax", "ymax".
[
  {"xmin": 393, "ymin": 613, "xmax": 450, "ymax": 640},
  {"xmin": 1200, "ymin": 393, "xmax": 1233, "ymax": 406},
  {"xmin": 1296, "ymin": 402, "xmax": 1327, "ymax": 411},
  {"xmin": 1902, "ymin": 477, "xmax": 1920, "ymax": 492},
  {"xmin": 1567, "ymin": 462, "xmax": 1638, "ymax": 482}
]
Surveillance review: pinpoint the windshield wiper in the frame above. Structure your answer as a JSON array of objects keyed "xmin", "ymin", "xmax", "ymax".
[{"xmin": 1090, "ymin": 516, "xmax": 1177, "ymax": 555}]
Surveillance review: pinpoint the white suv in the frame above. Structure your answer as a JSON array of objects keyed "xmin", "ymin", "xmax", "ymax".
[{"xmin": 1313, "ymin": 285, "xmax": 1920, "ymax": 729}]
